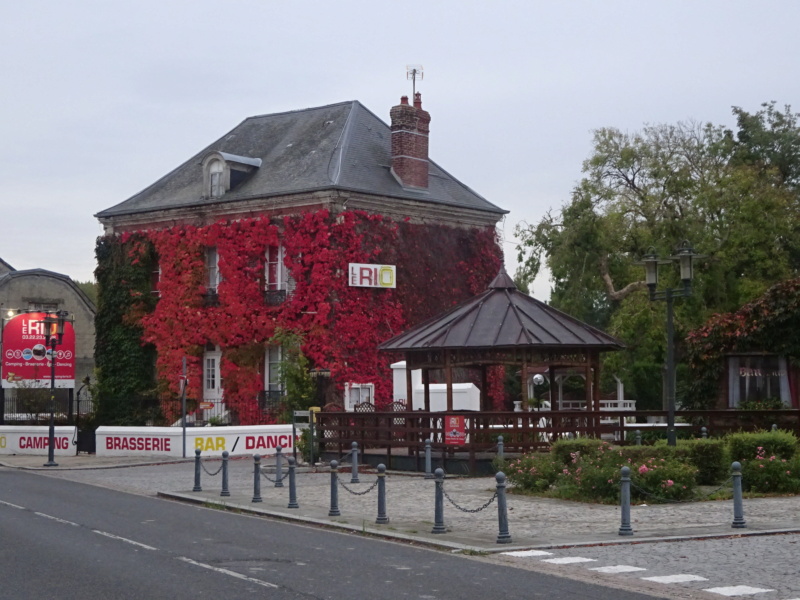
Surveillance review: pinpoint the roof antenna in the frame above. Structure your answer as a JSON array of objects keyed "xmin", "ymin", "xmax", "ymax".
[{"xmin": 406, "ymin": 65, "xmax": 424, "ymax": 96}]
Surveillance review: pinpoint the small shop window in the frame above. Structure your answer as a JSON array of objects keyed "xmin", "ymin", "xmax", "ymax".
[{"xmin": 728, "ymin": 355, "xmax": 791, "ymax": 408}]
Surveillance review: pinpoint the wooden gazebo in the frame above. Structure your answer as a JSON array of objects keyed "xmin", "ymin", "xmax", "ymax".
[{"xmin": 378, "ymin": 269, "xmax": 624, "ymax": 412}]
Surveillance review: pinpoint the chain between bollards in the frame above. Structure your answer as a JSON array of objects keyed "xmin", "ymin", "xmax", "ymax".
[
  {"xmin": 731, "ymin": 461, "xmax": 746, "ymax": 529},
  {"xmin": 431, "ymin": 468, "xmax": 446, "ymax": 534},
  {"xmin": 328, "ymin": 460, "xmax": 341, "ymax": 516},
  {"xmin": 220, "ymin": 451, "xmax": 230, "ymax": 497},
  {"xmin": 252, "ymin": 454, "xmax": 262, "ymax": 502},
  {"xmin": 193, "ymin": 449, "xmax": 202, "ymax": 492},
  {"xmin": 619, "ymin": 466, "xmax": 633, "ymax": 536},
  {"xmin": 287, "ymin": 457, "xmax": 299, "ymax": 509},
  {"xmin": 376, "ymin": 464, "xmax": 389, "ymax": 524},
  {"xmin": 495, "ymin": 471, "xmax": 511, "ymax": 544}
]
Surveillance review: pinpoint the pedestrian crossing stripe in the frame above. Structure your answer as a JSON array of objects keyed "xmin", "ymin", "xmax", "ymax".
[
  {"xmin": 703, "ymin": 586, "xmax": 775, "ymax": 597},
  {"xmin": 590, "ymin": 565, "xmax": 647, "ymax": 574},
  {"xmin": 541, "ymin": 557, "xmax": 597, "ymax": 565},
  {"xmin": 642, "ymin": 574, "xmax": 708, "ymax": 584},
  {"xmin": 501, "ymin": 550, "xmax": 553, "ymax": 557}
]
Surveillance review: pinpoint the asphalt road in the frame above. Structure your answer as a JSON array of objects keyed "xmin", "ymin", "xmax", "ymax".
[{"xmin": 0, "ymin": 470, "xmax": 665, "ymax": 600}]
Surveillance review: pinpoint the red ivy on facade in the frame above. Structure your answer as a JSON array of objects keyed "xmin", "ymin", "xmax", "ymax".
[{"xmin": 117, "ymin": 210, "xmax": 502, "ymax": 423}]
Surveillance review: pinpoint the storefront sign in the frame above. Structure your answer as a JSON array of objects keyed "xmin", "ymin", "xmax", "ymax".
[
  {"xmin": 96, "ymin": 425, "xmax": 295, "ymax": 457},
  {"xmin": 2, "ymin": 313, "xmax": 76, "ymax": 388},
  {"xmin": 348, "ymin": 263, "xmax": 396, "ymax": 288},
  {"xmin": 444, "ymin": 415, "xmax": 466, "ymax": 445},
  {"xmin": 0, "ymin": 426, "xmax": 77, "ymax": 456}
]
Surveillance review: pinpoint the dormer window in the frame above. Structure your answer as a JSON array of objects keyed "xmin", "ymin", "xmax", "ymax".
[
  {"xmin": 209, "ymin": 160, "xmax": 224, "ymax": 198},
  {"xmin": 202, "ymin": 152, "xmax": 262, "ymax": 199}
]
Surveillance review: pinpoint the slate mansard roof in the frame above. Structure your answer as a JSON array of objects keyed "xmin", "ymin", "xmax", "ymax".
[{"xmin": 96, "ymin": 101, "xmax": 507, "ymax": 220}]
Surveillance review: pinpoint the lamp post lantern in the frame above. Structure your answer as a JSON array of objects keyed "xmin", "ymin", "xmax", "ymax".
[
  {"xmin": 638, "ymin": 241, "xmax": 699, "ymax": 447},
  {"xmin": 39, "ymin": 310, "xmax": 70, "ymax": 467}
]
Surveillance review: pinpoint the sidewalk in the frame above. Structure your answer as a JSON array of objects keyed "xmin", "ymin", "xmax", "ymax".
[{"xmin": 3, "ymin": 453, "xmax": 800, "ymax": 552}]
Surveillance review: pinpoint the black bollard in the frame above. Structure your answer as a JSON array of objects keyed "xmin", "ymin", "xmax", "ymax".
[
  {"xmin": 220, "ymin": 451, "xmax": 230, "ymax": 497},
  {"xmin": 732, "ymin": 461, "xmax": 746, "ymax": 529},
  {"xmin": 497, "ymin": 435, "xmax": 504, "ymax": 463},
  {"xmin": 350, "ymin": 441, "xmax": 360, "ymax": 484},
  {"xmin": 252, "ymin": 454, "xmax": 262, "ymax": 503},
  {"xmin": 635, "ymin": 430, "xmax": 642, "ymax": 446},
  {"xmin": 274, "ymin": 445, "xmax": 284, "ymax": 488},
  {"xmin": 328, "ymin": 460, "xmax": 341, "ymax": 516},
  {"xmin": 376, "ymin": 464, "xmax": 389, "ymax": 524},
  {"xmin": 496, "ymin": 471, "xmax": 512, "ymax": 544},
  {"xmin": 287, "ymin": 457, "xmax": 299, "ymax": 509},
  {"xmin": 701, "ymin": 426, "xmax": 708, "ymax": 439},
  {"xmin": 193, "ymin": 449, "xmax": 202, "ymax": 492},
  {"xmin": 424, "ymin": 439, "xmax": 434, "ymax": 479},
  {"xmin": 619, "ymin": 466, "xmax": 633, "ymax": 536},
  {"xmin": 431, "ymin": 468, "xmax": 446, "ymax": 534}
]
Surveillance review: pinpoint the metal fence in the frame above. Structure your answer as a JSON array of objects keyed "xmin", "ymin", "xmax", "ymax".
[
  {"xmin": 316, "ymin": 408, "xmax": 800, "ymax": 472},
  {"xmin": 0, "ymin": 387, "xmax": 95, "ymax": 425}
]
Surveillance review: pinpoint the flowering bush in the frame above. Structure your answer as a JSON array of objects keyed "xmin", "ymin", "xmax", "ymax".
[
  {"xmin": 507, "ymin": 441, "xmax": 697, "ymax": 504},
  {"xmin": 741, "ymin": 446, "xmax": 800, "ymax": 494}
]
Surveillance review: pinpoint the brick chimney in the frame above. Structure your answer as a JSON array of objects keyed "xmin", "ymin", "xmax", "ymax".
[{"xmin": 390, "ymin": 92, "xmax": 431, "ymax": 189}]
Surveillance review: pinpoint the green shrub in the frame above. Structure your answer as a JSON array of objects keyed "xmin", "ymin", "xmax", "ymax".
[
  {"xmin": 727, "ymin": 431, "xmax": 798, "ymax": 463},
  {"xmin": 550, "ymin": 438, "xmax": 606, "ymax": 465},
  {"xmin": 505, "ymin": 452, "xmax": 563, "ymax": 493},
  {"xmin": 677, "ymin": 439, "xmax": 729, "ymax": 485},
  {"xmin": 508, "ymin": 442, "xmax": 697, "ymax": 504},
  {"xmin": 741, "ymin": 448, "xmax": 800, "ymax": 494}
]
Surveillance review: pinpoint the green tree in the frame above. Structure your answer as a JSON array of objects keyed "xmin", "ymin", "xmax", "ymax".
[
  {"xmin": 516, "ymin": 103, "xmax": 800, "ymax": 404},
  {"xmin": 74, "ymin": 280, "xmax": 97, "ymax": 306}
]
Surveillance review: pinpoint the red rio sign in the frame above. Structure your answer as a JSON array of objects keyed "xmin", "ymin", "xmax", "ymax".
[{"xmin": 1, "ymin": 313, "xmax": 75, "ymax": 388}]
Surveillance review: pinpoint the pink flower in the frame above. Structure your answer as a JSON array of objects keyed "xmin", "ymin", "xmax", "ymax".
[
  {"xmin": 638, "ymin": 465, "xmax": 649, "ymax": 474},
  {"xmin": 666, "ymin": 480, "xmax": 674, "ymax": 487}
]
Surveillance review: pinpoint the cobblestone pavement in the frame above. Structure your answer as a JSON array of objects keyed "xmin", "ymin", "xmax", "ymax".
[{"xmin": 4, "ymin": 454, "xmax": 800, "ymax": 599}]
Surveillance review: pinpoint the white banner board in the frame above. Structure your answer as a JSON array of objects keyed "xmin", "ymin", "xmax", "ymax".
[
  {"xmin": 96, "ymin": 425, "xmax": 295, "ymax": 458},
  {"xmin": 348, "ymin": 263, "xmax": 396, "ymax": 288},
  {"xmin": 0, "ymin": 426, "xmax": 77, "ymax": 456}
]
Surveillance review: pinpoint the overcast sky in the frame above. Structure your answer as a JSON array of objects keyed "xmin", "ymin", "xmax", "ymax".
[{"xmin": 1, "ymin": 1, "xmax": 798, "ymax": 299}]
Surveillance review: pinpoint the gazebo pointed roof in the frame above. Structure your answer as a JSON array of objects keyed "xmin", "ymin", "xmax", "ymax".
[{"xmin": 379, "ymin": 268, "xmax": 624, "ymax": 352}]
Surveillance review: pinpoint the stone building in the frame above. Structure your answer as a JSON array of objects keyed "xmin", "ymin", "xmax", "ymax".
[
  {"xmin": 94, "ymin": 93, "xmax": 507, "ymax": 424},
  {"xmin": 0, "ymin": 260, "xmax": 96, "ymax": 421}
]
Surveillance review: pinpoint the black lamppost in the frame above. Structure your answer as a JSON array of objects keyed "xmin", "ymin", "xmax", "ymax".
[
  {"xmin": 639, "ymin": 241, "xmax": 699, "ymax": 447},
  {"xmin": 40, "ymin": 310, "xmax": 70, "ymax": 467}
]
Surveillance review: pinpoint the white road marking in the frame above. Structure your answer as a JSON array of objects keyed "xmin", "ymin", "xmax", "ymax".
[
  {"xmin": 176, "ymin": 556, "xmax": 279, "ymax": 589},
  {"xmin": 92, "ymin": 530, "xmax": 157, "ymax": 550},
  {"xmin": 542, "ymin": 557, "xmax": 597, "ymax": 565},
  {"xmin": 703, "ymin": 586, "xmax": 775, "ymax": 596},
  {"xmin": 642, "ymin": 574, "xmax": 708, "ymax": 584},
  {"xmin": 503, "ymin": 550, "xmax": 553, "ymax": 557},
  {"xmin": 590, "ymin": 565, "xmax": 647, "ymax": 574},
  {"xmin": 0, "ymin": 500, "xmax": 25, "ymax": 510},
  {"xmin": 35, "ymin": 512, "xmax": 79, "ymax": 526}
]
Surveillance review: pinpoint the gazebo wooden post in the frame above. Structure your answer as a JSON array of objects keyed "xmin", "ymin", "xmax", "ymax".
[
  {"xmin": 405, "ymin": 364, "xmax": 413, "ymax": 409},
  {"xmin": 445, "ymin": 352, "xmax": 454, "ymax": 412},
  {"xmin": 521, "ymin": 354, "xmax": 529, "ymax": 408},
  {"xmin": 548, "ymin": 365, "xmax": 556, "ymax": 408},
  {"xmin": 593, "ymin": 352, "xmax": 601, "ymax": 437},
  {"xmin": 480, "ymin": 366, "xmax": 489, "ymax": 412},
  {"xmin": 423, "ymin": 368, "xmax": 431, "ymax": 412}
]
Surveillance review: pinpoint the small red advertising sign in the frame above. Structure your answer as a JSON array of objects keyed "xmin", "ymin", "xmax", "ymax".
[
  {"xmin": 444, "ymin": 415, "xmax": 466, "ymax": 446},
  {"xmin": 1, "ymin": 313, "xmax": 76, "ymax": 388}
]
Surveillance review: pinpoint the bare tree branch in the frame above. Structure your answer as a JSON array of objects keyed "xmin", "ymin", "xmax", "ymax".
[{"xmin": 599, "ymin": 255, "xmax": 646, "ymax": 301}]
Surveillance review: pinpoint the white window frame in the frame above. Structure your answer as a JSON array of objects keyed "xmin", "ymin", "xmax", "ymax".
[
  {"xmin": 344, "ymin": 383, "xmax": 375, "ymax": 411},
  {"xmin": 264, "ymin": 345, "xmax": 283, "ymax": 394},
  {"xmin": 728, "ymin": 354, "xmax": 791, "ymax": 408},
  {"xmin": 208, "ymin": 159, "xmax": 225, "ymax": 198},
  {"xmin": 206, "ymin": 247, "xmax": 221, "ymax": 293},
  {"xmin": 265, "ymin": 245, "xmax": 286, "ymax": 291}
]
